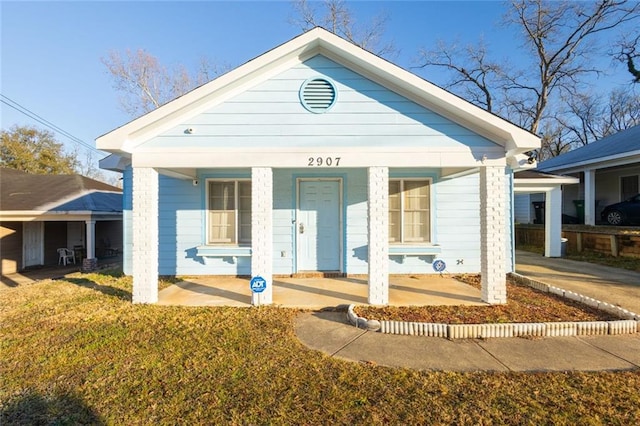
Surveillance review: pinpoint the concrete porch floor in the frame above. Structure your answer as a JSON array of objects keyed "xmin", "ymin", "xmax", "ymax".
[{"xmin": 157, "ymin": 275, "xmax": 487, "ymax": 308}]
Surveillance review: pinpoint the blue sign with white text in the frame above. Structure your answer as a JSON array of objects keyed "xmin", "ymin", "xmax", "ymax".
[
  {"xmin": 432, "ymin": 259, "xmax": 446, "ymax": 273},
  {"xmin": 250, "ymin": 276, "xmax": 267, "ymax": 293}
]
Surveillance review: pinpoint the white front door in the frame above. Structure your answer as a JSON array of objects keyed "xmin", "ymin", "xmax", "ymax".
[
  {"xmin": 297, "ymin": 179, "xmax": 342, "ymax": 272},
  {"xmin": 23, "ymin": 222, "xmax": 43, "ymax": 267}
]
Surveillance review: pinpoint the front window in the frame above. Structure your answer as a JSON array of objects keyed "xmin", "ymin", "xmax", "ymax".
[
  {"xmin": 208, "ymin": 180, "xmax": 251, "ymax": 244},
  {"xmin": 389, "ymin": 179, "xmax": 431, "ymax": 243}
]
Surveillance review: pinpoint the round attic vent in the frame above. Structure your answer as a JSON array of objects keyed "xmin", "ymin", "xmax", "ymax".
[{"xmin": 300, "ymin": 77, "xmax": 337, "ymax": 113}]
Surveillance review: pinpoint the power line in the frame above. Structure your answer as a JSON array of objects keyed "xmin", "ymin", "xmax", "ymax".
[{"xmin": 0, "ymin": 94, "xmax": 103, "ymax": 154}]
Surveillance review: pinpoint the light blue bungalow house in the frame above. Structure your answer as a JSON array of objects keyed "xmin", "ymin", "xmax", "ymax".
[{"xmin": 97, "ymin": 28, "xmax": 540, "ymax": 306}]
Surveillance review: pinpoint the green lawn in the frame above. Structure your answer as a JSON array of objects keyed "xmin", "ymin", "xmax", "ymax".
[{"xmin": 2, "ymin": 271, "xmax": 639, "ymax": 425}]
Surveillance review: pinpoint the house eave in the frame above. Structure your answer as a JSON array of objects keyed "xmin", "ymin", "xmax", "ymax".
[
  {"xmin": 0, "ymin": 210, "xmax": 123, "ymax": 221},
  {"xmin": 538, "ymin": 150, "xmax": 640, "ymax": 174},
  {"xmin": 96, "ymin": 27, "xmax": 540, "ymax": 156},
  {"xmin": 514, "ymin": 177, "xmax": 580, "ymax": 193},
  {"xmin": 99, "ymin": 153, "xmax": 131, "ymax": 172}
]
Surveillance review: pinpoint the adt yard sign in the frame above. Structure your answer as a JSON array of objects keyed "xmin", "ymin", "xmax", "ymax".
[{"xmin": 250, "ymin": 276, "xmax": 267, "ymax": 293}]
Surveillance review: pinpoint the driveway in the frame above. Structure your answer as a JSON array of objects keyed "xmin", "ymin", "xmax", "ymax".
[{"xmin": 515, "ymin": 250, "xmax": 640, "ymax": 313}]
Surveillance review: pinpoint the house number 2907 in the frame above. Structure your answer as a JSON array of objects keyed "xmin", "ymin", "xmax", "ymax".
[{"xmin": 307, "ymin": 156, "xmax": 341, "ymax": 167}]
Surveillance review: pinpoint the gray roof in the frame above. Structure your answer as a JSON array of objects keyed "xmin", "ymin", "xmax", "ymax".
[
  {"xmin": 537, "ymin": 124, "xmax": 640, "ymax": 171},
  {"xmin": 0, "ymin": 168, "xmax": 122, "ymax": 212}
]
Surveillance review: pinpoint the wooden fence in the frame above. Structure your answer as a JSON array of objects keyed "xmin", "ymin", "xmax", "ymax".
[{"xmin": 515, "ymin": 224, "xmax": 640, "ymax": 258}]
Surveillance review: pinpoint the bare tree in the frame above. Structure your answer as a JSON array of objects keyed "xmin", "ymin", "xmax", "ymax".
[
  {"xmin": 537, "ymin": 121, "xmax": 574, "ymax": 160},
  {"xmin": 506, "ymin": 0, "xmax": 638, "ymax": 133},
  {"xmin": 417, "ymin": 40, "xmax": 501, "ymax": 112},
  {"xmin": 613, "ymin": 33, "xmax": 640, "ymax": 82},
  {"xmin": 290, "ymin": 0, "xmax": 395, "ymax": 57},
  {"xmin": 417, "ymin": 0, "xmax": 640, "ymax": 141},
  {"xmin": 102, "ymin": 49, "xmax": 227, "ymax": 118},
  {"xmin": 539, "ymin": 88, "xmax": 639, "ymax": 159}
]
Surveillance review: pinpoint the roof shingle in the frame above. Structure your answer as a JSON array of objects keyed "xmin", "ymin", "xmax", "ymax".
[
  {"xmin": 537, "ymin": 124, "xmax": 640, "ymax": 171},
  {"xmin": 0, "ymin": 168, "xmax": 122, "ymax": 212}
]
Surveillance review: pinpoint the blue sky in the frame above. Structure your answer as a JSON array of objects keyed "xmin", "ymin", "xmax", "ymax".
[{"xmin": 1, "ymin": 1, "xmax": 635, "ymax": 175}]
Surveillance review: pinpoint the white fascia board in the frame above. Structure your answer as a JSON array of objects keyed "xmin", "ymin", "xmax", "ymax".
[
  {"xmin": 538, "ymin": 151, "xmax": 640, "ymax": 174},
  {"xmin": 314, "ymin": 35, "xmax": 540, "ymax": 153},
  {"xmin": 0, "ymin": 211, "xmax": 122, "ymax": 221},
  {"xmin": 96, "ymin": 32, "xmax": 323, "ymax": 153},
  {"xmin": 514, "ymin": 186, "xmax": 568, "ymax": 193},
  {"xmin": 514, "ymin": 177, "xmax": 580, "ymax": 193},
  {"xmin": 97, "ymin": 27, "xmax": 540, "ymax": 155}
]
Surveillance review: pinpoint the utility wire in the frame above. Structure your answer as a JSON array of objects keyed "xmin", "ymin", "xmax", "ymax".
[{"xmin": 1, "ymin": 94, "xmax": 103, "ymax": 154}]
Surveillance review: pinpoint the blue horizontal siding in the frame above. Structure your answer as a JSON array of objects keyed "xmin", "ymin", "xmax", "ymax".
[
  {"xmin": 150, "ymin": 168, "xmax": 488, "ymax": 276},
  {"xmin": 272, "ymin": 169, "xmax": 295, "ymax": 274},
  {"xmin": 142, "ymin": 55, "xmax": 498, "ymax": 152},
  {"xmin": 122, "ymin": 167, "xmax": 133, "ymax": 275},
  {"xmin": 344, "ymin": 169, "xmax": 368, "ymax": 274},
  {"xmin": 429, "ymin": 173, "xmax": 481, "ymax": 274}
]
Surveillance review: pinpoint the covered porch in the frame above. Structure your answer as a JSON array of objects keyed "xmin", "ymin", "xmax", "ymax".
[
  {"xmin": 128, "ymin": 164, "xmax": 511, "ymax": 307},
  {"xmin": 157, "ymin": 274, "xmax": 487, "ymax": 308}
]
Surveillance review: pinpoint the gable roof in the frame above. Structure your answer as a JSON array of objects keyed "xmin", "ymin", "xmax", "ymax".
[
  {"xmin": 0, "ymin": 168, "xmax": 122, "ymax": 212},
  {"xmin": 537, "ymin": 124, "xmax": 640, "ymax": 172},
  {"xmin": 97, "ymin": 27, "xmax": 539, "ymax": 157}
]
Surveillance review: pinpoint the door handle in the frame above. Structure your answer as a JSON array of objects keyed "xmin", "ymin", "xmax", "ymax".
[{"xmin": 299, "ymin": 222, "xmax": 305, "ymax": 234}]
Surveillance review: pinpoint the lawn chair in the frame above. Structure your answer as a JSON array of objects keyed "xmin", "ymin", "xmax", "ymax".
[{"xmin": 57, "ymin": 248, "xmax": 76, "ymax": 266}]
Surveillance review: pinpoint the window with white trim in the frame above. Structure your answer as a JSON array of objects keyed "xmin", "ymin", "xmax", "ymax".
[
  {"xmin": 389, "ymin": 179, "xmax": 431, "ymax": 243},
  {"xmin": 208, "ymin": 180, "xmax": 251, "ymax": 244}
]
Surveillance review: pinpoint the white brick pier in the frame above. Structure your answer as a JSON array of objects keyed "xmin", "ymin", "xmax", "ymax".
[
  {"xmin": 251, "ymin": 167, "xmax": 273, "ymax": 306},
  {"xmin": 480, "ymin": 165, "xmax": 507, "ymax": 304},
  {"xmin": 132, "ymin": 167, "xmax": 159, "ymax": 304},
  {"xmin": 367, "ymin": 166, "xmax": 389, "ymax": 305}
]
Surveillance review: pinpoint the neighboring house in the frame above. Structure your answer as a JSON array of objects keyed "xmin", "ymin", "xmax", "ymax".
[
  {"xmin": 513, "ymin": 170, "xmax": 579, "ymax": 255},
  {"xmin": 97, "ymin": 28, "xmax": 543, "ymax": 306},
  {"xmin": 0, "ymin": 168, "xmax": 123, "ymax": 275},
  {"xmin": 534, "ymin": 125, "xmax": 640, "ymax": 225}
]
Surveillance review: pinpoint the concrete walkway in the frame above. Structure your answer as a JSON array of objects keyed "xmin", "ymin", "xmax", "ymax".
[
  {"xmin": 295, "ymin": 252, "xmax": 640, "ymax": 372},
  {"xmin": 296, "ymin": 311, "xmax": 640, "ymax": 372}
]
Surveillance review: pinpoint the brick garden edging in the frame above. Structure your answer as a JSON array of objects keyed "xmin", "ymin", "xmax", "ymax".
[{"xmin": 346, "ymin": 273, "xmax": 639, "ymax": 339}]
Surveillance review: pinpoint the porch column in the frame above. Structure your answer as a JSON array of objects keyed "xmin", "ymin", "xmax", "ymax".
[
  {"xmin": 480, "ymin": 166, "xmax": 507, "ymax": 304},
  {"xmin": 85, "ymin": 220, "xmax": 96, "ymax": 259},
  {"xmin": 82, "ymin": 219, "xmax": 97, "ymax": 271},
  {"xmin": 367, "ymin": 166, "xmax": 389, "ymax": 305},
  {"xmin": 544, "ymin": 186, "xmax": 563, "ymax": 257},
  {"xmin": 251, "ymin": 167, "xmax": 273, "ymax": 306},
  {"xmin": 132, "ymin": 167, "xmax": 159, "ymax": 304},
  {"xmin": 584, "ymin": 169, "xmax": 596, "ymax": 225}
]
